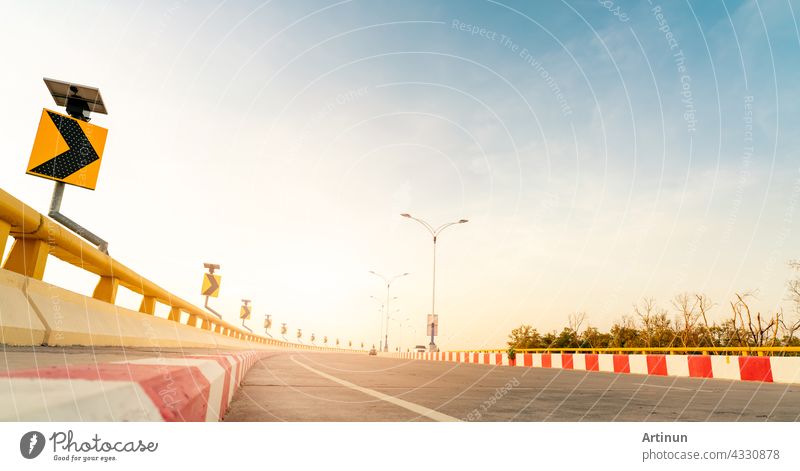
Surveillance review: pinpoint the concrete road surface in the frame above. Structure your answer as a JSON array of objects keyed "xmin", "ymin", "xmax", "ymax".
[{"xmin": 225, "ymin": 352, "xmax": 800, "ymax": 422}]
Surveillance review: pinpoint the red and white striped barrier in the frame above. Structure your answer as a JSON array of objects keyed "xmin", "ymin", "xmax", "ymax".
[
  {"xmin": 0, "ymin": 351, "xmax": 267, "ymax": 421},
  {"xmin": 399, "ymin": 352, "xmax": 800, "ymax": 385}
]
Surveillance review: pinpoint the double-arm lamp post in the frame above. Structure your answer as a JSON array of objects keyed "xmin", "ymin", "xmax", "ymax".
[
  {"xmin": 400, "ymin": 213, "xmax": 468, "ymax": 352},
  {"xmin": 369, "ymin": 271, "xmax": 408, "ymax": 352}
]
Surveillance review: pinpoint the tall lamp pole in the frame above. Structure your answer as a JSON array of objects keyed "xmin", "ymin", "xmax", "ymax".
[
  {"xmin": 401, "ymin": 213, "xmax": 468, "ymax": 352},
  {"xmin": 369, "ymin": 295, "xmax": 386, "ymax": 351},
  {"xmin": 389, "ymin": 314, "xmax": 409, "ymax": 352},
  {"xmin": 369, "ymin": 271, "xmax": 408, "ymax": 352}
]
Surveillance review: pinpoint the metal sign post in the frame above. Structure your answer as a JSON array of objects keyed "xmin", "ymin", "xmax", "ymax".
[
  {"xmin": 49, "ymin": 182, "xmax": 109, "ymax": 253},
  {"xmin": 427, "ymin": 314, "xmax": 439, "ymax": 352},
  {"xmin": 264, "ymin": 314, "xmax": 272, "ymax": 337},
  {"xmin": 201, "ymin": 263, "xmax": 223, "ymax": 318},
  {"xmin": 240, "ymin": 299, "xmax": 252, "ymax": 333},
  {"xmin": 30, "ymin": 79, "xmax": 112, "ymax": 253}
]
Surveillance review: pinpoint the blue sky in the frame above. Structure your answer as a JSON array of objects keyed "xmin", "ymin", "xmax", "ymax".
[{"xmin": 1, "ymin": 0, "xmax": 799, "ymax": 348}]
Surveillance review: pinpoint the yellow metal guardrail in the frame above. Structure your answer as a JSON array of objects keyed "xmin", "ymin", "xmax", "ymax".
[
  {"xmin": 0, "ymin": 187, "xmax": 346, "ymax": 350},
  {"xmin": 451, "ymin": 347, "xmax": 800, "ymax": 356}
]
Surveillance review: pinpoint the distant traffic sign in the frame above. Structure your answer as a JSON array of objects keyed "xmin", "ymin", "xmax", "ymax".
[
  {"xmin": 27, "ymin": 109, "xmax": 108, "ymax": 190},
  {"xmin": 240, "ymin": 303, "xmax": 252, "ymax": 320},
  {"xmin": 200, "ymin": 273, "xmax": 221, "ymax": 297},
  {"xmin": 427, "ymin": 314, "xmax": 439, "ymax": 336}
]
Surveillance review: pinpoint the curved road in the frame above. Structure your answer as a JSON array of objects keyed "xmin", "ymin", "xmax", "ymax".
[{"xmin": 224, "ymin": 352, "xmax": 800, "ymax": 421}]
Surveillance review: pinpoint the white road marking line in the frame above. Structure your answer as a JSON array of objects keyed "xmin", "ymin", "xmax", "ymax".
[
  {"xmin": 290, "ymin": 355, "xmax": 460, "ymax": 422},
  {"xmin": 631, "ymin": 383, "xmax": 712, "ymax": 392}
]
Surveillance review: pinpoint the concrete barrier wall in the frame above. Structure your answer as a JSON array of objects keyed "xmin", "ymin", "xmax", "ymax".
[
  {"xmin": 1, "ymin": 268, "xmax": 357, "ymax": 352},
  {"xmin": 25, "ymin": 275, "xmax": 252, "ymax": 349},
  {"xmin": 0, "ymin": 269, "xmax": 47, "ymax": 345},
  {"xmin": 0, "ymin": 351, "xmax": 267, "ymax": 421},
  {"xmin": 400, "ymin": 351, "xmax": 800, "ymax": 385},
  {"xmin": 0, "ymin": 268, "xmax": 262, "ymax": 350}
]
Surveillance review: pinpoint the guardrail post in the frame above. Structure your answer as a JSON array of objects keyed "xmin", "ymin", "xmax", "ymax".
[
  {"xmin": 0, "ymin": 220, "xmax": 10, "ymax": 261},
  {"xmin": 139, "ymin": 296, "xmax": 156, "ymax": 315},
  {"xmin": 92, "ymin": 276, "xmax": 119, "ymax": 303},
  {"xmin": 201, "ymin": 318, "xmax": 211, "ymax": 330},
  {"xmin": 2, "ymin": 238, "xmax": 49, "ymax": 279},
  {"xmin": 168, "ymin": 307, "xmax": 181, "ymax": 322},
  {"xmin": 187, "ymin": 314, "xmax": 198, "ymax": 327}
]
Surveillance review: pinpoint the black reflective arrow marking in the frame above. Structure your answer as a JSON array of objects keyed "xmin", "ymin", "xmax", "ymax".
[
  {"xmin": 30, "ymin": 111, "xmax": 100, "ymax": 179},
  {"xmin": 203, "ymin": 274, "xmax": 220, "ymax": 295}
]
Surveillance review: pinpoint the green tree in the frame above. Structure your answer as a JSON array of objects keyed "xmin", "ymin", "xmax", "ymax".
[
  {"xmin": 608, "ymin": 316, "xmax": 644, "ymax": 348},
  {"xmin": 507, "ymin": 324, "xmax": 542, "ymax": 349},
  {"xmin": 581, "ymin": 327, "xmax": 612, "ymax": 348},
  {"xmin": 553, "ymin": 328, "xmax": 579, "ymax": 348}
]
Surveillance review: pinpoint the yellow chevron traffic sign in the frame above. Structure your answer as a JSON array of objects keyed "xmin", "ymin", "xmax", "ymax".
[
  {"xmin": 240, "ymin": 304, "xmax": 251, "ymax": 320},
  {"xmin": 200, "ymin": 273, "xmax": 221, "ymax": 297},
  {"xmin": 26, "ymin": 109, "xmax": 108, "ymax": 190}
]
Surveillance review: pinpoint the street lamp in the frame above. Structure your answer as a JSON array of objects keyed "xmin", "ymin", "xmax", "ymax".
[
  {"xmin": 389, "ymin": 314, "xmax": 410, "ymax": 352},
  {"xmin": 400, "ymin": 213, "xmax": 468, "ymax": 352},
  {"xmin": 369, "ymin": 271, "xmax": 408, "ymax": 352},
  {"xmin": 369, "ymin": 295, "xmax": 385, "ymax": 350},
  {"xmin": 406, "ymin": 324, "xmax": 418, "ymax": 352}
]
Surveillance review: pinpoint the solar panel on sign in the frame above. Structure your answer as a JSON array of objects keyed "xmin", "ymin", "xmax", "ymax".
[{"xmin": 43, "ymin": 77, "xmax": 108, "ymax": 115}]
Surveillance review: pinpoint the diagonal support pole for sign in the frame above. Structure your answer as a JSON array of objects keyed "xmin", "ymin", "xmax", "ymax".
[
  {"xmin": 240, "ymin": 299, "xmax": 253, "ymax": 333},
  {"xmin": 39, "ymin": 80, "xmax": 111, "ymax": 254},
  {"xmin": 48, "ymin": 181, "xmax": 109, "ymax": 254},
  {"xmin": 264, "ymin": 314, "xmax": 273, "ymax": 338},
  {"xmin": 204, "ymin": 296, "xmax": 222, "ymax": 319},
  {"xmin": 202, "ymin": 263, "xmax": 223, "ymax": 319}
]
